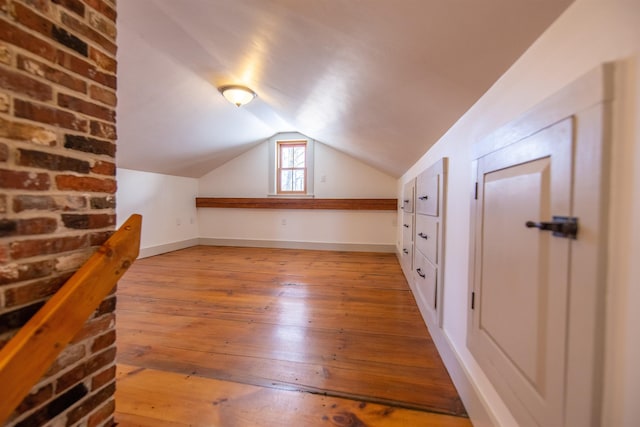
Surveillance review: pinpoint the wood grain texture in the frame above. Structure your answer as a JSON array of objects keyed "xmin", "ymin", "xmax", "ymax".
[
  {"xmin": 0, "ymin": 214, "xmax": 141, "ymax": 424},
  {"xmin": 116, "ymin": 364, "xmax": 472, "ymax": 427},
  {"xmin": 116, "ymin": 246, "xmax": 468, "ymax": 424},
  {"xmin": 195, "ymin": 197, "xmax": 398, "ymax": 210}
]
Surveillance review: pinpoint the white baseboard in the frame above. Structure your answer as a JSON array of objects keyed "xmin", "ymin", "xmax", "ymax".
[
  {"xmin": 138, "ymin": 238, "xmax": 200, "ymax": 259},
  {"xmin": 199, "ymin": 238, "xmax": 395, "ymax": 253},
  {"xmin": 411, "ymin": 287, "xmax": 495, "ymax": 427}
]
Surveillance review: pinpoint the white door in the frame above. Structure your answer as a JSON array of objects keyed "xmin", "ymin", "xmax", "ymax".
[{"xmin": 469, "ymin": 118, "xmax": 573, "ymax": 427}]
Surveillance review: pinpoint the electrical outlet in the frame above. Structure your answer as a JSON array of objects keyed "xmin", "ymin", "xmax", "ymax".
[
  {"xmin": 176, "ymin": 218, "xmax": 181, "ymax": 226},
  {"xmin": 281, "ymin": 219, "xmax": 287, "ymax": 226}
]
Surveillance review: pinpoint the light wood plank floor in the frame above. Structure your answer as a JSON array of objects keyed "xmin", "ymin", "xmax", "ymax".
[{"xmin": 115, "ymin": 246, "xmax": 471, "ymax": 426}]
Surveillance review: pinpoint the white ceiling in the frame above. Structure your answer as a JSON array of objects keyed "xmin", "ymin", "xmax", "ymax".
[{"xmin": 116, "ymin": 0, "xmax": 573, "ymax": 178}]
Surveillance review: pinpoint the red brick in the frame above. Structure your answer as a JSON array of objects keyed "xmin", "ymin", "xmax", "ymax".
[
  {"xmin": 0, "ymin": 259, "xmax": 54, "ymax": 285},
  {"xmin": 56, "ymin": 362, "xmax": 87, "ymax": 393},
  {"xmin": 56, "ymin": 175, "xmax": 116, "ymax": 193},
  {"xmin": 0, "ymin": 218, "xmax": 16, "ymax": 237},
  {"xmin": 83, "ymin": 0, "xmax": 116, "ymax": 21},
  {"xmin": 0, "ymin": 244, "xmax": 8, "ymax": 263},
  {"xmin": 18, "ymin": 54, "xmax": 88, "ymax": 93},
  {"xmin": 64, "ymin": 134, "xmax": 115, "ymax": 157},
  {"xmin": 91, "ymin": 330, "xmax": 115, "ymax": 353},
  {"xmin": 62, "ymin": 213, "xmax": 115, "ymax": 229},
  {"xmin": 91, "ymin": 365, "xmax": 115, "ymax": 390},
  {"xmin": 10, "ymin": 2, "xmax": 53, "ymax": 39},
  {"xmin": 0, "ymin": 194, "xmax": 6, "ymax": 213},
  {"xmin": 66, "ymin": 381, "xmax": 115, "ymax": 425},
  {"xmin": 18, "ymin": 148, "xmax": 90, "ymax": 173},
  {"xmin": 0, "ymin": 90, "xmax": 9, "ymax": 111},
  {"xmin": 10, "ymin": 235, "xmax": 87, "ymax": 259},
  {"xmin": 0, "ymin": 142, "xmax": 7, "ymax": 161},
  {"xmin": 15, "ymin": 383, "xmax": 53, "ymax": 416},
  {"xmin": 46, "ymin": 343, "xmax": 86, "ymax": 377},
  {"xmin": 94, "ymin": 295, "xmax": 116, "ymax": 316},
  {"xmin": 13, "ymin": 194, "xmax": 87, "ymax": 212},
  {"xmin": 89, "ymin": 230, "xmax": 112, "ymax": 246},
  {"xmin": 52, "ymin": 25, "xmax": 89, "ymax": 58},
  {"xmin": 88, "ymin": 47, "xmax": 116, "ymax": 74},
  {"xmin": 86, "ymin": 347, "xmax": 116, "ymax": 375},
  {"xmin": 60, "ymin": 11, "xmax": 116, "ymax": 54},
  {"xmin": 19, "ymin": 0, "xmax": 51, "ymax": 14},
  {"xmin": 52, "ymin": 0, "xmax": 85, "ymax": 17},
  {"xmin": 0, "ymin": 42, "xmax": 10, "ymax": 65},
  {"xmin": 90, "ymin": 196, "xmax": 115, "ymax": 209},
  {"xmin": 0, "ymin": 116, "xmax": 57, "ymax": 145},
  {"xmin": 91, "ymin": 160, "xmax": 115, "ymax": 176},
  {"xmin": 88, "ymin": 10, "xmax": 116, "ymax": 39},
  {"xmin": 4, "ymin": 274, "xmax": 71, "ymax": 306},
  {"xmin": 13, "ymin": 195, "xmax": 59, "ymax": 212},
  {"xmin": 0, "ymin": 169, "xmax": 50, "ymax": 190},
  {"xmin": 56, "ymin": 50, "xmax": 116, "ymax": 90},
  {"xmin": 87, "ymin": 399, "xmax": 115, "ymax": 427},
  {"xmin": 89, "ymin": 120, "xmax": 116, "ymax": 139},
  {"xmin": 0, "ymin": 67, "xmax": 53, "ymax": 101},
  {"xmin": 72, "ymin": 313, "xmax": 114, "ymax": 343},
  {"xmin": 58, "ymin": 93, "xmax": 114, "ymax": 121},
  {"xmin": 88, "ymin": 84, "xmax": 116, "ymax": 106},
  {"xmin": 14, "ymin": 98, "xmax": 88, "ymax": 131},
  {"xmin": 0, "ymin": 15, "xmax": 57, "ymax": 62},
  {"xmin": 17, "ymin": 216, "xmax": 58, "ymax": 235}
]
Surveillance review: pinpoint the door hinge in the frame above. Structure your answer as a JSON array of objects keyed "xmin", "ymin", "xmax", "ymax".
[
  {"xmin": 474, "ymin": 182, "xmax": 478, "ymax": 200},
  {"xmin": 471, "ymin": 291, "xmax": 475, "ymax": 310}
]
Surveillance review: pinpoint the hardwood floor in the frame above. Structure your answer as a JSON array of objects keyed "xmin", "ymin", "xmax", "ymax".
[{"xmin": 115, "ymin": 246, "xmax": 471, "ymax": 426}]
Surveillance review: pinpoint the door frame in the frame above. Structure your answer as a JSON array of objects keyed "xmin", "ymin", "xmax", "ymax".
[{"xmin": 468, "ymin": 64, "xmax": 613, "ymax": 426}]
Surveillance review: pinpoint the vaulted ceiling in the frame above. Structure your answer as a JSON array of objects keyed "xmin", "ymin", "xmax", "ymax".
[{"xmin": 116, "ymin": 0, "xmax": 573, "ymax": 178}]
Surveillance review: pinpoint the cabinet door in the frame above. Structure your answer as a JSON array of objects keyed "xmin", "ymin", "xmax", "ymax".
[
  {"xmin": 402, "ymin": 180, "xmax": 415, "ymax": 213},
  {"xmin": 470, "ymin": 119, "xmax": 572, "ymax": 427},
  {"xmin": 415, "ymin": 170, "xmax": 439, "ymax": 216},
  {"xmin": 414, "ymin": 252, "xmax": 437, "ymax": 312},
  {"xmin": 415, "ymin": 214, "xmax": 438, "ymax": 264}
]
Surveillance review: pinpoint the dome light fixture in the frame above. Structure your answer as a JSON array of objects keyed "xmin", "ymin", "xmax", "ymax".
[{"xmin": 219, "ymin": 85, "xmax": 257, "ymax": 107}]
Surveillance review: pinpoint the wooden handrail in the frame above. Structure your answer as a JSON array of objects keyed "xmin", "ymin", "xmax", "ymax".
[{"xmin": 0, "ymin": 214, "xmax": 142, "ymax": 424}]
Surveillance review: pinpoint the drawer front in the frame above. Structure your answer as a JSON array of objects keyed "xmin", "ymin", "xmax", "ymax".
[
  {"xmin": 402, "ymin": 212, "xmax": 413, "ymax": 243},
  {"xmin": 414, "ymin": 252, "xmax": 437, "ymax": 310},
  {"xmin": 415, "ymin": 171, "xmax": 439, "ymax": 216},
  {"xmin": 400, "ymin": 244, "xmax": 413, "ymax": 274},
  {"xmin": 415, "ymin": 214, "xmax": 438, "ymax": 263},
  {"xmin": 402, "ymin": 180, "xmax": 415, "ymax": 213}
]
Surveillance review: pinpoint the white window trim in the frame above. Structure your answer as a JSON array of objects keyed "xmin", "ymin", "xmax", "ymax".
[{"xmin": 268, "ymin": 132, "xmax": 314, "ymax": 197}]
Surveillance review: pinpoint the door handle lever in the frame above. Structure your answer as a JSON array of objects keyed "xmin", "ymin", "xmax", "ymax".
[{"xmin": 525, "ymin": 216, "xmax": 578, "ymax": 239}]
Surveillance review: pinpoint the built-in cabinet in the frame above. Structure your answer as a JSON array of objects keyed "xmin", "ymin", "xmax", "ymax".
[
  {"xmin": 400, "ymin": 179, "xmax": 415, "ymax": 277},
  {"xmin": 400, "ymin": 158, "xmax": 447, "ymax": 328}
]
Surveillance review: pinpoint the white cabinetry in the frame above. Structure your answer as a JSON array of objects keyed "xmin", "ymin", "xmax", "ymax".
[{"xmin": 404, "ymin": 158, "xmax": 447, "ymax": 328}]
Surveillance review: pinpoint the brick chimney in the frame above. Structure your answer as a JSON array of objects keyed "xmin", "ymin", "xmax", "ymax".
[{"xmin": 0, "ymin": 0, "xmax": 118, "ymax": 425}]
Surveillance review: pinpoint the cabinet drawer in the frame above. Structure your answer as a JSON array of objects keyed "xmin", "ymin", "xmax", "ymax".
[
  {"xmin": 415, "ymin": 170, "xmax": 439, "ymax": 216},
  {"xmin": 415, "ymin": 214, "xmax": 438, "ymax": 263},
  {"xmin": 402, "ymin": 212, "xmax": 413, "ymax": 243},
  {"xmin": 400, "ymin": 243, "xmax": 413, "ymax": 274},
  {"xmin": 402, "ymin": 179, "xmax": 415, "ymax": 213},
  {"xmin": 414, "ymin": 252, "xmax": 437, "ymax": 310}
]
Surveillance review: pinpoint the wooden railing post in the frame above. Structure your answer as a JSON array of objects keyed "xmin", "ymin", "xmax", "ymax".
[{"xmin": 0, "ymin": 214, "xmax": 142, "ymax": 424}]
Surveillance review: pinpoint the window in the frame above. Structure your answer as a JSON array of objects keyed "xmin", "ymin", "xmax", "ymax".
[
  {"xmin": 277, "ymin": 140, "xmax": 307, "ymax": 194},
  {"xmin": 268, "ymin": 132, "xmax": 314, "ymax": 196}
]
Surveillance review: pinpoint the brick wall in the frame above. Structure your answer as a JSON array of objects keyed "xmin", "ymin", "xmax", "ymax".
[{"xmin": 0, "ymin": 0, "xmax": 117, "ymax": 426}]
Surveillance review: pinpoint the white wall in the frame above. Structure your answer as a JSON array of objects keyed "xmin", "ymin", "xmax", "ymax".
[
  {"xmin": 116, "ymin": 168, "xmax": 199, "ymax": 257},
  {"xmin": 199, "ymin": 139, "xmax": 398, "ymax": 249},
  {"xmin": 399, "ymin": 1, "xmax": 639, "ymax": 426}
]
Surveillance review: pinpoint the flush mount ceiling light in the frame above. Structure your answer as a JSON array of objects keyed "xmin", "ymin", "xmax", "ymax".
[{"xmin": 219, "ymin": 85, "xmax": 257, "ymax": 107}]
